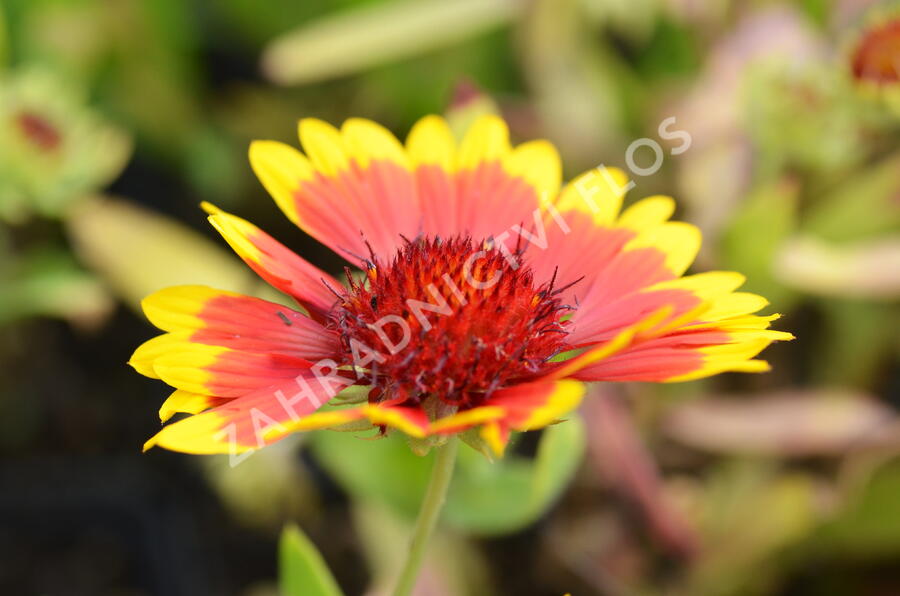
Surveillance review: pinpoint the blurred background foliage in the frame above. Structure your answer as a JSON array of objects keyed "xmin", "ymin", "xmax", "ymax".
[{"xmin": 0, "ymin": 0, "xmax": 898, "ymax": 594}]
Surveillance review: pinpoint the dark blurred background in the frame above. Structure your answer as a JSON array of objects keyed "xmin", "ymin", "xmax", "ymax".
[{"xmin": 0, "ymin": 1, "xmax": 898, "ymax": 595}]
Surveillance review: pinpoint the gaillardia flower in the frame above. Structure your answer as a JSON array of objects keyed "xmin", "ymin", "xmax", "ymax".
[
  {"xmin": 844, "ymin": 6, "xmax": 900, "ymax": 116},
  {"xmin": 131, "ymin": 115, "xmax": 791, "ymax": 457}
]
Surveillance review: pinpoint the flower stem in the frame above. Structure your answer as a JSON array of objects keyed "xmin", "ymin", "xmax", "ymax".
[{"xmin": 392, "ymin": 438, "xmax": 459, "ymax": 596}]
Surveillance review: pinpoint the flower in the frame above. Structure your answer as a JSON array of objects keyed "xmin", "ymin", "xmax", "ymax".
[
  {"xmin": 0, "ymin": 68, "xmax": 132, "ymax": 222},
  {"xmin": 844, "ymin": 6, "xmax": 900, "ymax": 116},
  {"xmin": 850, "ymin": 16, "xmax": 900, "ymax": 86},
  {"xmin": 131, "ymin": 115, "xmax": 792, "ymax": 457}
]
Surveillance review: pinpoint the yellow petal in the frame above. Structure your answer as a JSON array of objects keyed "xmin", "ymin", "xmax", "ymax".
[
  {"xmin": 556, "ymin": 167, "xmax": 631, "ymax": 224},
  {"xmin": 341, "ymin": 118, "xmax": 410, "ymax": 169},
  {"xmin": 647, "ymin": 271, "xmax": 746, "ymax": 301},
  {"xmin": 129, "ymin": 333, "xmax": 183, "ymax": 378},
  {"xmin": 143, "ymin": 411, "xmax": 246, "ymax": 454},
  {"xmin": 406, "ymin": 114, "xmax": 456, "ymax": 170},
  {"xmin": 429, "ymin": 406, "xmax": 506, "ymax": 433},
  {"xmin": 159, "ymin": 389, "xmax": 218, "ymax": 422},
  {"xmin": 298, "ymin": 118, "xmax": 349, "ymax": 176},
  {"xmin": 626, "ymin": 221, "xmax": 701, "ymax": 275},
  {"xmin": 617, "ymin": 195, "xmax": 675, "ymax": 231},
  {"xmin": 480, "ymin": 421, "xmax": 508, "ymax": 457},
  {"xmin": 153, "ymin": 344, "xmax": 226, "ymax": 395},
  {"xmin": 504, "ymin": 139, "xmax": 562, "ymax": 203},
  {"xmin": 142, "ymin": 285, "xmax": 232, "ymax": 332},
  {"xmin": 704, "ymin": 292, "xmax": 770, "ymax": 320},
  {"xmin": 457, "ymin": 114, "xmax": 509, "ymax": 170},
  {"xmin": 248, "ymin": 140, "xmax": 314, "ymax": 225},
  {"xmin": 517, "ymin": 380, "xmax": 586, "ymax": 431}
]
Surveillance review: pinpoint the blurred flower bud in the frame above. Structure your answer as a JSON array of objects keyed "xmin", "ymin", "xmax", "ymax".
[{"xmin": 0, "ymin": 68, "xmax": 132, "ymax": 222}]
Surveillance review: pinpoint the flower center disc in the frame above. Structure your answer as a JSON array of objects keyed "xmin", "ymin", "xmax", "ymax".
[{"xmin": 330, "ymin": 236, "xmax": 570, "ymax": 407}]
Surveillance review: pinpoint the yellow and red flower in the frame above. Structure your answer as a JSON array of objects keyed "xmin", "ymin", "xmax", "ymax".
[
  {"xmin": 845, "ymin": 5, "xmax": 900, "ymax": 115},
  {"xmin": 131, "ymin": 115, "xmax": 791, "ymax": 457}
]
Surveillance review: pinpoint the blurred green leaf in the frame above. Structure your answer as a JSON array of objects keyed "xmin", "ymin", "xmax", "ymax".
[
  {"xmin": 634, "ymin": 16, "xmax": 700, "ymax": 81},
  {"xmin": 0, "ymin": 2, "xmax": 8, "ymax": 69},
  {"xmin": 800, "ymin": 0, "xmax": 830, "ymax": 25},
  {"xmin": 521, "ymin": 0, "xmax": 631, "ymax": 167},
  {"xmin": 721, "ymin": 178, "xmax": 799, "ymax": 309},
  {"xmin": 214, "ymin": 0, "xmax": 325, "ymax": 46},
  {"xmin": 682, "ymin": 462, "xmax": 818, "ymax": 596},
  {"xmin": 309, "ymin": 415, "xmax": 585, "ymax": 536},
  {"xmin": 775, "ymin": 235, "xmax": 900, "ymax": 300},
  {"xmin": 308, "ymin": 427, "xmax": 432, "ymax": 518},
  {"xmin": 580, "ymin": 0, "xmax": 660, "ymax": 40},
  {"xmin": 201, "ymin": 439, "xmax": 316, "ymax": 530},
  {"xmin": 279, "ymin": 524, "xmax": 344, "ymax": 596},
  {"xmin": 803, "ymin": 153, "xmax": 900, "ymax": 244},
  {"xmin": 530, "ymin": 415, "xmax": 586, "ymax": 509},
  {"xmin": 815, "ymin": 459, "xmax": 900, "ymax": 557},
  {"xmin": 0, "ymin": 247, "xmax": 113, "ymax": 327},
  {"xmin": 745, "ymin": 61, "xmax": 863, "ymax": 176},
  {"xmin": 444, "ymin": 417, "xmax": 586, "ymax": 535},
  {"xmin": 262, "ymin": 0, "xmax": 520, "ymax": 85},
  {"xmin": 66, "ymin": 196, "xmax": 263, "ymax": 310},
  {"xmin": 811, "ymin": 299, "xmax": 898, "ymax": 387}
]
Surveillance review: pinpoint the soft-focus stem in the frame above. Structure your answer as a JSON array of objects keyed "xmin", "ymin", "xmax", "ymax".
[{"xmin": 391, "ymin": 438, "xmax": 459, "ymax": 596}]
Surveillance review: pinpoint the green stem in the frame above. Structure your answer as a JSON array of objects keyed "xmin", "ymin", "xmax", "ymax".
[{"xmin": 392, "ymin": 438, "xmax": 459, "ymax": 596}]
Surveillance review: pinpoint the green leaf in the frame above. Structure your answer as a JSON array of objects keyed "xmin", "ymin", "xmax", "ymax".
[
  {"xmin": 308, "ymin": 428, "xmax": 433, "ymax": 519},
  {"xmin": 803, "ymin": 153, "xmax": 900, "ymax": 244},
  {"xmin": 529, "ymin": 415, "xmax": 586, "ymax": 510},
  {"xmin": 811, "ymin": 299, "xmax": 898, "ymax": 386},
  {"xmin": 308, "ymin": 414, "xmax": 586, "ymax": 536},
  {"xmin": 444, "ymin": 414, "xmax": 586, "ymax": 534},
  {"xmin": 720, "ymin": 178, "xmax": 799, "ymax": 309},
  {"xmin": 519, "ymin": 0, "xmax": 631, "ymax": 167},
  {"xmin": 682, "ymin": 462, "xmax": 817, "ymax": 596},
  {"xmin": 0, "ymin": 247, "xmax": 113, "ymax": 326},
  {"xmin": 262, "ymin": 0, "xmax": 520, "ymax": 85},
  {"xmin": 814, "ymin": 459, "xmax": 900, "ymax": 557},
  {"xmin": 0, "ymin": 2, "xmax": 8, "ymax": 69},
  {"xmin": 279, "ymin": 524, "xmax": 344, "ymax": 596},
  {"xmin": 775, "ymin": 236, "xmax": 900, "ymax": 300}
]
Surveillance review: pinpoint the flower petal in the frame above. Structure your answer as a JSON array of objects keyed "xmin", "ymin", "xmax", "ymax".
[
  {"xmin": 486, "ymin": 379, "xmax": 586, "ymax": 431},
  {"xmin": 617, "ymin": 195, "xmax": 676, "ymax": 231},
  {"xmin": 457, "ymin": 114, "xmax": 509, "ymax": 170},
  {"xmin": 411, "ymin": 114, "xmax": 559, "ymax": 241},
  {"xmin": 202, "ymin": 203, "xmax": 341, "ymax": 318},
  {"xmin": 152, "ymin": 343, "xmax": 313, "ymax": 397},
  {"xmin": 406, "ymin": 114, "xmax": 455, "ymax": 170},
  {"xmin": 159, "ymin": 389, "xmax": 227, "ymax": 422},
  {"xmin": 278, "ymin": 403, "xmax": 430, "ymax": 438},
  {"xmin": 138, "ymin": 285, "xmax": 340, "ymax": 360},
  {"xmin": 573, "ymin": 316, "xmax": 792, "ymax": 383},
  {"xmin": 503, "ymin": 139, "xmax": 562, "ymax": 204},
  {"xmin": 555, "ymin": 167, "xmax": 631, "ymax": 225},
  {"xmin": 248, "ymin": 140, "xmax": 315, "ymax": 226},
  {"xmin": 298, "ymin": 118, "xmax": 350, "ymax": 176},
  {"xmin": 145, "ymin": 371, "xmax": 346, "ymax": 454},
  {"xmin": 259, "ymin": 118, "xmax": 422, "ymax": 261},
  {"xmin": 624, "ymin": 221, "xmax": 701, "ymax": 276}
]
